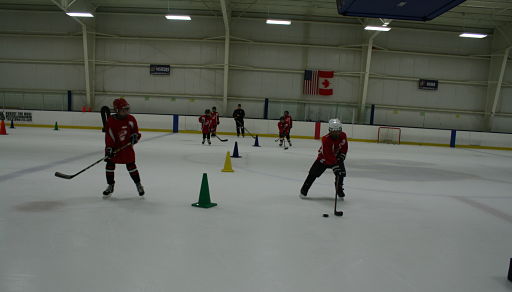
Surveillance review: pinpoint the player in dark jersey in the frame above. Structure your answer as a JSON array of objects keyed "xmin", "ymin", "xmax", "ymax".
[{"xmin": 232, "ymin": 104, "xmax": 245, "ymax": 137}]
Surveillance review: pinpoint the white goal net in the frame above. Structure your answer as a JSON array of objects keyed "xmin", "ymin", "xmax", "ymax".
[{"xmin": 378, "ymin": 127, "xmax": 401, "ymax": 144}]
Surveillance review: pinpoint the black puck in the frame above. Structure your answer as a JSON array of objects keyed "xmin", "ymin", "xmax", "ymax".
[{"xmin": 323, "ymin": 213, "xmax": 329, "ymax": 218}]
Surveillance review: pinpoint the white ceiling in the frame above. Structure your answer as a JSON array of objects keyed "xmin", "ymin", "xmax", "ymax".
[{"xmin": 0, "ymin": 0, "xmax": 511, "ymax": 31}]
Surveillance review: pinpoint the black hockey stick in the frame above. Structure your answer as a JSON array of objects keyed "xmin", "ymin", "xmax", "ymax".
[
  {"xmin": 55, "ymin": 143, "xmax": 132, "ymax": 180},
  {"xmin": 214, "ymin": 134, "xmax": 228, "ymax": 142},
  {"xmin": 235, "ymin": 120, "xmax": 256, "ymax": 139},
  {"xmin": 100, "ymin": 106, "xmax": 111, "ymax": 133},
  {"xmin": 283, "ymin": 138, "xmax": 289, "ymax": 150},
  {"xmin": 334, "ymin": 176, "xmax": 344, "ymax": 217}
]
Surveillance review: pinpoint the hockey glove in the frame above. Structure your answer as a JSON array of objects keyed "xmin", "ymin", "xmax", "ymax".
[
  {"xmin": 337, "ymin": 152, "xmax": 346, "ymax": 162},
  {"xmin": 105, "ymin": 147, "xmax": 114, "ymax": 161},
  {"xmin": 130, "ymin": 133, "xmax": 139, "ymax": 145},
  {"xmin": 332, "ymin": 165, "xmax": 343, "ymax": 177}
]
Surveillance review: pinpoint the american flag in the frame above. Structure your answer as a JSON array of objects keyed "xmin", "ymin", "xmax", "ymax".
[{"xmin": 303, "ymin": 70, "xmax": 319, "ymax": 95}]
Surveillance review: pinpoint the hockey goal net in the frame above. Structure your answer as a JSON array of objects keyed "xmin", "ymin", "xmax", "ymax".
[{"xmin": 377, "ymin": 127, "xmax": 401, "ymax": 144}]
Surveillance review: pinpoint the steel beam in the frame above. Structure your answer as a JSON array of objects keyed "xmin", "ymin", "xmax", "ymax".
[{"xmin": 220, "ymin": 0, "xmax": 230, "ymax": 116}]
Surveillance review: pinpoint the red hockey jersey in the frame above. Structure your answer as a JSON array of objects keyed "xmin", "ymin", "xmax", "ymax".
[
  {"xmin": 284, "ymin": 115, "xmax": 293, "ymax": 129},
  {"xmin": 317, "ymin": 132, "xmax": 348, "ymax": 165},
  {"xmin": 211, "ymin": 112, "xmax": 220, "ymax": 127},
  {"xmin": 278, "ymin": 121, "xmax": 291, "ymax": 135},
  {"xmin": 105, "ymin": 114, "xmax": 141, "ymax": 164},
  {"xmin": 199, "ymin": 115, "xmax": 213, "ymax": 134}
]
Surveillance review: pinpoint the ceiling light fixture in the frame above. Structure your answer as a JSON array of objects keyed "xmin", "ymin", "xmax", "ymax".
[
  {"xmin": 266, "ymin": 19, "xmax": 291, "ymax": 25},
  {"xmin": 459, "ymin": 33, "xmax": 487, "ymax": 39},
  {"xmin": 364, "ymin": 26, "xmax": 391, "ymax": 31},
  {"xmin": 165, "ymin": 15, "xmax": 191, "ymax": 20},
  {"xmin": 66, "ymin": 12, "xmax": 94, "ymax": 17}
]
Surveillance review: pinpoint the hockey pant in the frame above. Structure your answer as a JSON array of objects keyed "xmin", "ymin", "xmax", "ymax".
[
  {"xmin": 235, "ymin": 119, "xmax": 245, "ymax": 136},
  {"xmin": 106, "ymin": 161, "xmax": 141, "ymax": 185},
  {"xmin": 302, "ymin": 160, "xmax": 346, "ymax": 193}
]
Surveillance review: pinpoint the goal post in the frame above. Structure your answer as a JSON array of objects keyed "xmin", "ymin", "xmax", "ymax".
[{"xmin": 377, "ymin": 127, "xmax": 401, "ymax": 144}]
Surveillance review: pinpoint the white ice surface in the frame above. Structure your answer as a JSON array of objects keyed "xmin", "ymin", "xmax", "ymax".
[{"xmin": 1, "ymin": 127, "xmax": 511, "ymax": 292}]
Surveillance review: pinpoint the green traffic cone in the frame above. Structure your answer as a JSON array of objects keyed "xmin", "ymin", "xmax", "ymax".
[
  {"xmin": 192, "ymin": 173, "xmax": 217, "ymax": 208},
  {"xmin": 54, "ymin": 122, "xmax": 59, "ymax": 131}
]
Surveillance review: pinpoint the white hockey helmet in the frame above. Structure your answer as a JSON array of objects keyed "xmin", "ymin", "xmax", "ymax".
[{"xmin": 328, "ymin": 118, "xmax": 343, "ymax": 132}]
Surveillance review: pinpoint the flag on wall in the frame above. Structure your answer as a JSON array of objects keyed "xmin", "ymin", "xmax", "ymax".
[{"xmin": 303, "ymin": 70, "xmax": 334, "ymax": 96}]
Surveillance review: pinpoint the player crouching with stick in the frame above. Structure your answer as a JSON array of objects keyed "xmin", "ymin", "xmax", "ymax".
[
  {"xmin": 103, "ymin": 98, "xmax": 144, "ymax": 198},
  {"xmin": 300, "ymin": 118, "xmax": 347, "ymax": 199}
]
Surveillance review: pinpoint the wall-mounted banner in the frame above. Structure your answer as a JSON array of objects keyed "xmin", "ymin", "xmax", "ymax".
[
  {"xmin": 150, "ymin": 65, "xmax": 171, "ymax": 75},
  {"xmin": 419, "ymin": 79, "xmax": 439, "ymax": 90},
  {"xmin": 303, "ymin": 70, "xmax": 334, "ymax": 96},
  {"xmin": 0, "ymin": 111, "xmax": 33, "ymax": 122}
]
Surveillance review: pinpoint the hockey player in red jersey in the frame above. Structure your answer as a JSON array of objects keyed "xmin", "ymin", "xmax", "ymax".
[
  {"xmin": 103, "ymin": 98, "xmax": 144, "ymax": 198},
  {"xmin": 283, "ymin": 111, "xmax": 293, "ymax": 130},
  {"xmin": 300, "ymin": 118, "xmax": 347, "ymax": 199},
  {"xmin": 199, "ymin": 109, "xmax": 213, "ymax": 145},
  {"xmin": 210, "ymin": 106, "xmax": 220, "ymax": 137},
  {"xmin": 278, "ymin": 116, "xmax": 291, "ymax": 147}
]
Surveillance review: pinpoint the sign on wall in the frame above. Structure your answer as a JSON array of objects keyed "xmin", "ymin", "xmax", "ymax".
[
  {"xmin": 0, "ymin": 111, "xmax": 33, "ymax": 122},
  {"xmin": 150, "ymin": 65, "xmax": 171, "ymax": 75},
  {"xmin": 419, "ymin": 79, "xmax": 439, "ymax": 90}
]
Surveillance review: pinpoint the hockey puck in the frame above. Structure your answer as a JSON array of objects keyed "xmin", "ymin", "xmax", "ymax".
[{"xmin": 322, "ymin": 213, "xmax": 329, "ymax": 218}]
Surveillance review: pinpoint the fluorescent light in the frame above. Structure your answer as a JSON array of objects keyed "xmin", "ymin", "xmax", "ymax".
[
  {"xmin": 459, "ymin": 33, "xmax": 487, "ymax": 39},
  {"xmin": 165, "ymin": 15, "xmax": 191, "ymax": 20},
  {"xmin": 266, "ymin": 19, "xmax": 291, "ymax": 25},
  {"xmin": 364, "ymin": 25, "xmax": 391, "ymax": 31},
  {"xmin": 66, "ymin": 12, "xmax": 94, "ymax": 17}
]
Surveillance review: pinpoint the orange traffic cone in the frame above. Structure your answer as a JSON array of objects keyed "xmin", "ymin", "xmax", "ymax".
[{"xmin": 0, "ymin": 120, "xmax": 7, "ymax": 135}]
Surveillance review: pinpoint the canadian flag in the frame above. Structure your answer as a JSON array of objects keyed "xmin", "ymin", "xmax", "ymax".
[
  {"xmin": 303, "ymin": 70, "xmax": 334, "ymax": 96},
  {"xmin": 318, "ymin": 70, "xmax": 334, "ymax": 96}
]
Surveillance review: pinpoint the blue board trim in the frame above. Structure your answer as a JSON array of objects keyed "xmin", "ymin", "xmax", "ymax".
[
  {"xmin": 370, "ymin": 104, "xmax": 375, "ymax": 125},
  {"xmin": 173, "ymin": 114, "xmax": 179, "ymax": 133},
  {"xmin": 67, "ymin": 90, "xmax": 72, "ymax": 111},
  {"xmin": 263, "ymin": 98, "xmax": 269, "ymax": 120},
  {"xmin": 450, "ymin": 130, "xmax": 457, "ymax": 148}
]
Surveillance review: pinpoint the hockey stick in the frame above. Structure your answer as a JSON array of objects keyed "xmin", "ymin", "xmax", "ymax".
[
  {"xmin": 235, "ymin": 120, "xmax": 256, "ymax": 139},
  {"xmin": 100, "ymin": 106, "xmax": 111, "ymax": 133},
  {"xmin": 215, "ymin": 134, "xmax": 228, "ymax": 142},
  {"xmin": 55, "ymin": 143, "xmax": 132, "ymax": 180},
  {"xmin": 334, "ymin": 176, "xmax": 344, "ymax": 217},
  {"xmin": 283, "ymin": 138, "xmax": 289, "ymax": 150}
]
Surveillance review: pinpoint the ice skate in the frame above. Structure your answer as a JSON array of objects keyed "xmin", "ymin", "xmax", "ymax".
[
  {"xmin": 337, "ymin": 187, "xmax": 345, "ymax": 200},
  {"xmin": 103, "ymin": 184, "xmax": 114, "ymax": 198},
  {"xmin": 136, "ymin": 183, "xmax": 145, "ymax": 197},
  {"xmin": 300, "ymin": 184, "xmax": 310, "ymax": 199}
]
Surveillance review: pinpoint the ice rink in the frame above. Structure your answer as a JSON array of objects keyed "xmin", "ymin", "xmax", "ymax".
[{"xmin": 1, "ymin": 127, "xmax": 511, "ymax": 292}]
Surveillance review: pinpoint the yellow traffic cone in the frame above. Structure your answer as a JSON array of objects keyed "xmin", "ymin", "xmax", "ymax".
[{"xmin": 221, "ymin": 151, "xmax": 234, "ymax": 172}]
